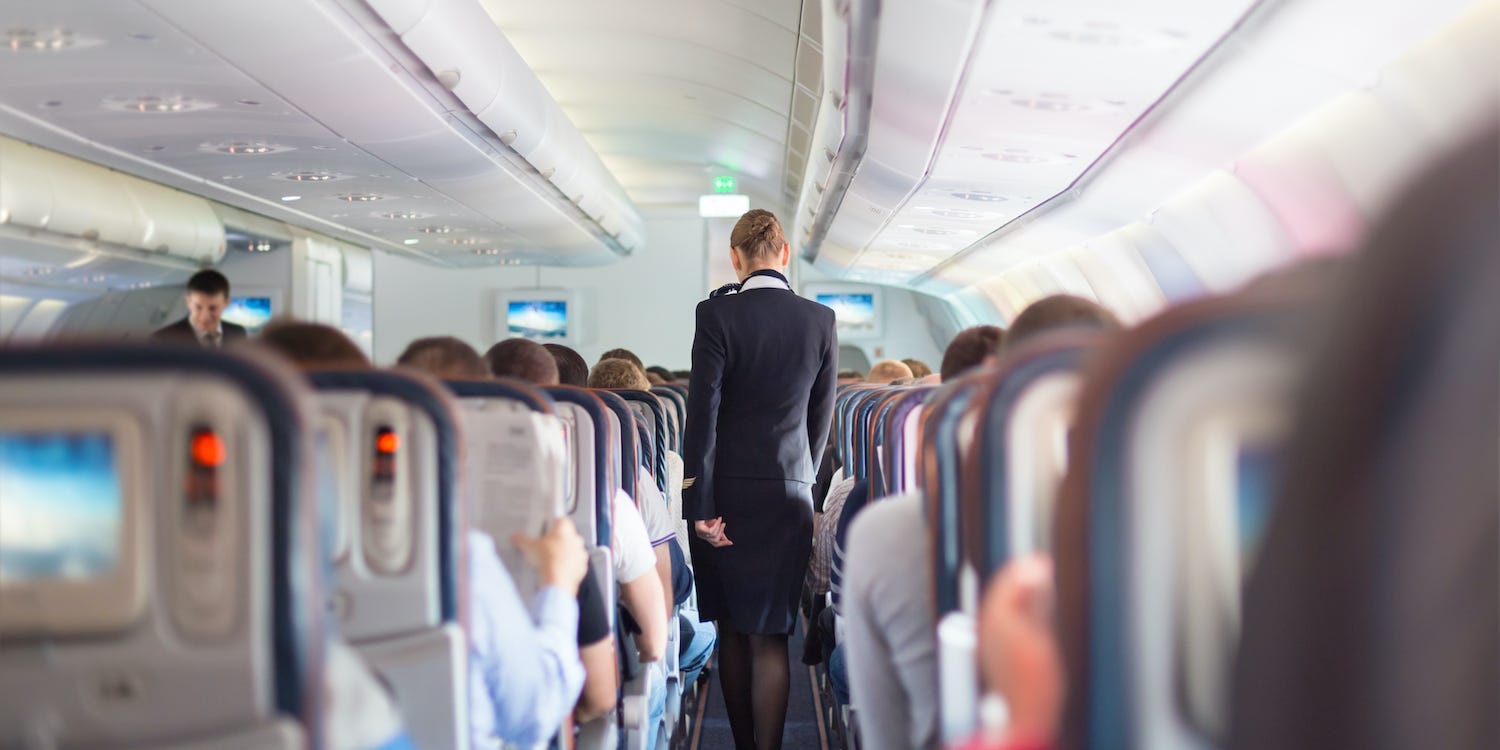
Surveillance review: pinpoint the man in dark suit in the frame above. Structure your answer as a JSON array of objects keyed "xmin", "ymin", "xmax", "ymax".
[{"xmin": 151, "ymin": 269, "xmax": 248, "ymax": 348}]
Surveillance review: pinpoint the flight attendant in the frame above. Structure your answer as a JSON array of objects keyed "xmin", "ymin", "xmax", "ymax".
[{"xmin": 683, "ymin": 209, "xmax": 838, "ymax": 750}]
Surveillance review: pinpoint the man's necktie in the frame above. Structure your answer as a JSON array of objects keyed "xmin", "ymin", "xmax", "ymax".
[{"xmin": 205, "ymin": 332, "xmax": 222, "ymax": 349}]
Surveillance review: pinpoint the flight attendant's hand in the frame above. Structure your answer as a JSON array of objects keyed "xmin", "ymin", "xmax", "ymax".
[{"xmin": 694, "ymin": 518, "xmax": 734, "ymax": 547}]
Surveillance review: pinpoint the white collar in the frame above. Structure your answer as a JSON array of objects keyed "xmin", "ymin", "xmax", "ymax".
[{"xmin": 740, "ymin": 274, "xmax": 791, "ymax": 292}]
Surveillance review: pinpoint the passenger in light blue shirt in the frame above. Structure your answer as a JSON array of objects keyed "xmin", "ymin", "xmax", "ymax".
[{"xmin": 468, "ymin": 520, "xmax": 589, "ymax": 748}]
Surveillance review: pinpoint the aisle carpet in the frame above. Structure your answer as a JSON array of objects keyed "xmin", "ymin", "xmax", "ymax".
[{"xmin": 694, "ymin": 618, "xmax": 823, "ymax": 749}]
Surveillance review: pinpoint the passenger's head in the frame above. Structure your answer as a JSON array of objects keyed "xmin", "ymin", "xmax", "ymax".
[
  {"xmin": 902, "ymin": 358, "xmax": 934, "ymax": 379},
  {"xmin": 672, "ymin": 369, "xmax": 691, "ymax": 382},
  {"xmin": 258, "ymin": 320, "xmax": 370, "ymax": 369},
  {"xmin": 866, "ymin": 359, "xmax": 914, "ymax": 384},
  {"xmin": 484, "ymin": 338, "xmax": 559, "ymax": 385},
  {"xmin": 729, "ymin": 209, "xmax": 790, "ymax": 280},
  {"xmin": 837, "ymin": 369, "xmax": 864, "ymax": 386},
  {"xmin": 646, "ymin": 365, "xmax": 675, "ymax": 383},
  {"xmin": 940, "ymin": 325, "xmax": 1005, "ymax": 382},
  {"xmin": 599, "ymin": 348, "xmax": 644, "ymax": 371},
  {"xmin": 544, "ymin": 343, "xmax": 589, "ymax": 387},
  {"xmin": 589, "ymin": 358, "xmax": 651, "ymax": 390},
  {"xmin": 646, "ymin": 371, "xmax": 668, "ymax": 386},
  {"xmin": 1006, "ymin": 295, "xmax": 1121, "ymax": 349},
  {"xmin": 396, "ymin": 336, "xmax": 488, "ymax": 380},
  {"xmin": 184, "ymin": 269, "xmax": 231, "ymax": 334}
]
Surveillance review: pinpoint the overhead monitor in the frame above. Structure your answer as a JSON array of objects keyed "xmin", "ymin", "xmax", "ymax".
[
  {"xmin": 805, "ymin": 283, "xmax": 885, "ymax": 339},
  {"xmin": 221, "ymin": 287, "xmax": 281, "ymax": 333},
  {"xmin": 0, "ymin": 413, "xmax": 145, "ymax": 635},
  {"xmin": 498, "ymin": 289, "xmax": 580, "ymax": 344}
]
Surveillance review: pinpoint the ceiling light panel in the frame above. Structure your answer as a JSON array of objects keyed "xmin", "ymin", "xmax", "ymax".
[{"xmin": 844, "ymin": 0, "xmax": 1256, "ymax": 282}]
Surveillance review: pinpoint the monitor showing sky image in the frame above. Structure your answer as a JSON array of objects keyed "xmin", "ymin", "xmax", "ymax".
[
  {"xmin": 507, "ymin": 300, "xmax": 569, "ymax": 339},
  {"xmin": 816, "ymin": 293, "xmax": 877, "ymax": 333},
  {"xmin": 222, "ymin": 296, "xmax": 274, "ymax": 332},
  {"xmin": 0, "ymin": 431, "xmax": 122, "ymax": 585}
]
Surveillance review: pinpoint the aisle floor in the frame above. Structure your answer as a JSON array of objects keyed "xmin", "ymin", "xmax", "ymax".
[{"xmin": 691, "ymin": 618, "xmax": 826, "ymax": 750}]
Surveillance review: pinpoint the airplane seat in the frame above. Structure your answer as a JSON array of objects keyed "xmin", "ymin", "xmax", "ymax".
[
  {"xmin": 1051, "ymin": 296, "xmax": 1307, "ymax": 750},
  {"xmin": 917, "ymin": 372, "xmax": 1001, "ymax": 744},
  {"xmin": 307, "ymin": 369, "xmax": 467, "ymax": 750},
  {"xmin": 0, "ymin": 345, "xmax": 325, "ymax": 749},
  {"xmin": 543, "ymin": 386, "xmax": 620, "ymax": 750},
  {"xmin": 1230, "ymin": 128, "xmax": 1498, "ymax": 750},
  {"xmin": 612, "ymin": 395, "xmax": 680, "ymax": 745},
  {"xmin": 616, "ymin": 391, "xmax": 668, "ymax": 496},
  {"xmin": 648, "ymin": 387, "xmax": 686, "ymax": 452},
  {"xmin": 591, "ymin": 391, "xmax": 655, "ymax": 749},
  {"xmin": 881, "ymin": 387, "xmax": 934, "ymax": 496},
  {"xmin": 443, "ymin": 379, "xmax": 566, "ymax": 599}
]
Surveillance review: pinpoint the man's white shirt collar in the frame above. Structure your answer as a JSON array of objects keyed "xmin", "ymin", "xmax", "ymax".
[{"xmin": 740, "ymin": 274, "xmax": 791, "ymax": 293}]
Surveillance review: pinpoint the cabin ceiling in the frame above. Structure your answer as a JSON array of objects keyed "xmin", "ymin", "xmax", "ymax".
[
  {"xmin": 483, "ymin": 0, "xmax": 817, "ymax": 213},
  {"xmin": 0, "ymin": 0, "xmax": 641, "ymax": 270}
]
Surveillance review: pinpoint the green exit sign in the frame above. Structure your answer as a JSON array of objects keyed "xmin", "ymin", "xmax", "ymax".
[{"xmin": 713, "ymin": 176, "xmax": 736, "ymax": 193}]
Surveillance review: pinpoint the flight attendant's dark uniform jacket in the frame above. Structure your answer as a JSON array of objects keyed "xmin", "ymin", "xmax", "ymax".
[{"xmin": 682, "ymin": 270, "xmax": 838, "ymax": 634}]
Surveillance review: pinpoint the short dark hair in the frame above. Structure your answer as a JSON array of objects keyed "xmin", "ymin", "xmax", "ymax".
[
  {"xmin": 599, "ymin": 348, "xmax": 644, "ymax": 371},
  {"xmin": 485, "ymin": 338, "xmax": 560, "ymax": 385},
  {"xmin": 397, "ymin": 336, "xmax": 488, "ymax": 380},
  {"xmin": 187, "ymin": 269, "xmax": 230, "ymax": 298},
  {"xmin": 940, "ymin": 325, "xmax": 1004, "ymax": 382},
  {"xmin": 902, "ymin": 358, "xmax": 933, "ymax": 379},
  {"xmin": 544, "ymin": 343, "xmax": 589, "ymax": 388},
  {"xmin": 589, "ymin": 359, "xmax": 650, "ymax": 390},
  {"xmin": 1006, "ymin": 295, "xmax": 1120, "ymax": 349},
  {"xmin": 258, "ymin": 320, "xmax": 369, "ymax": 369},
  {"xmin": 672, "ymin": 370, "xmax": 691, "ymax": 381},
  {"xmin": 646, "ymin": 365, "xmax": 674, "ymax": 382}
]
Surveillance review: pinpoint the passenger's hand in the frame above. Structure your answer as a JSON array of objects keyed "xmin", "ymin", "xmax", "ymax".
[
  {"xmin": 694, "ymin": 518, "xmax": 733, "ymax": 547},
  {"xmin": 512, "ymin": 518, "xmax": 588, "ymax": 597},
  {"xmin": 977, "ymin": 555, "xmax": 1063, "ymax": 744}
]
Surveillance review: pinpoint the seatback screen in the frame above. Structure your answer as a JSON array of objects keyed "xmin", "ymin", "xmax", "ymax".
[{"xmin": 0, "ymin": 432, "xmax": 121, "ymax": 584}]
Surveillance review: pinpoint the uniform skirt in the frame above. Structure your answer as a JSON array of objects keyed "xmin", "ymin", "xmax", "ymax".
[{"xmin": 689, "ymin": 477, "xmax": 814, "ymax": 635}]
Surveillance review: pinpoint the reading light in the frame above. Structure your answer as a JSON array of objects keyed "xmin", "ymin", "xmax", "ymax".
[
  {"xmin": 191, "ymin": 430, "xmax": 226, "ymax": 467},
  {"xmin": 699, "ymin": 194, "xmax": 750, "ymax": 218}
]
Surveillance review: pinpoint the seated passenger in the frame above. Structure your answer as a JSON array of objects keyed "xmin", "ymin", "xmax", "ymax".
[
  {"xmin": 258, "ymin": 320, "xmax": 372, "ymax": 368},
  {"xmin": 599, "ymin": 347, "xmax": 646, "ymax": 373},
  {"xmin": 1004, "ymin": 295, "xmax": 1121, "ymax": 349},
  {"xmin": 544, "ymin": 343, "xmax": 590, "ymax": 388},
  {"xmin": 903, "ymin": 358, "xmax": 934, "ymax": 379},
  {"xmin": 843, "ymin": 299, "xmax": 1116, "ymax": 750},
  {"xmin": 837, "ymin": 369, "xmax": 865, "ymax": 386},
  {"xmin": 395, "ymin": 336, "xmax": 488, "ymax": 380},
  {"xmin": 485, "ymin": 338, "xmax": 560, "ymax": 384},
  {"xmin": 647, "ymin": 365, "xmax": 676, "ymax": 384},
  {"xmin": 396, "ymin": 336, "xmax": 617, "ymax": 723},
  {"xmin": 939, "ymin": 326, "xmax": 1004, "ymax": 382},
  {"xmin": 588, "ymin": 354, "xmax": 708, "ymax": 743},
  {"xmin": 261, "ymin": 323, "xmax": 591, "ymax": 747},
  {"xmin": 952, "ymin": 556, "xmax": 1062, "ymax": 750},
  {"xmin": 866, "ymin": 359, "xmax": 914, "ymax": 384}
]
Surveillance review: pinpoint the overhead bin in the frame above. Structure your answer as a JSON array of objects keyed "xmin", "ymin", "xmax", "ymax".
[
  {"xmin": 359, "ymin": 0, "xmax": 646, "ymax": 256},
  {"xmin": 132, "ymin": 0, "xmax": 644, "ymax": 266},
  {"xmin": 0, "ymin": 136, "xmax": 224, "ymax": 266}
]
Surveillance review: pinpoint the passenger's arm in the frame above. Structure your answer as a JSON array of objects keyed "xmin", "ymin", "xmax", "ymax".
[
  {"xmin": 654, "ymin": 544, "xmax": 674, "ymax": 620},
  {"xmin": 472, "ymin": 523, "xmax": 589, "ymax": 747},
  {"xmin": 575, "ymin": 636, "xmax": 620, "ymax": 722},
  {"xmin": 806, "ymin": 313, "xmax": 839, "ymax": 473},
  {"xmin": 683, "ymin": 302, "xmax": 726, "ymax": 521},
  {"xmin": 620, "ymin": 569, "xmax": 668, "ymax": 663},
  {"xmin": 843, "ymin": 503, "xmax": 935, "ymax": 750}
]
